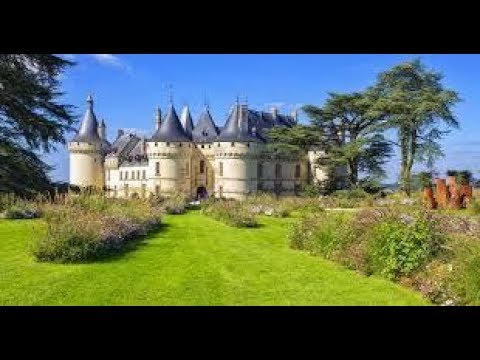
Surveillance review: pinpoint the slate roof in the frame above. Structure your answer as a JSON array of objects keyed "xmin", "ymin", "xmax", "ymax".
[
  {"xmin": 192, "ymin": 106, "xmax": 219, "ymax": 143},
  {"xmin": 216, "ymin": 103, "xmax": 295, "ymax": 142},
  {"xmin": 150, "ymin": 104, "xmax": 191, "ymax": 142},
  {"xmin": 72, "ymin": 95, "xmax": 102, "ymax": 143},
  {"xmin": 180, "ymin": 106, "xmax": 194, "ymax": 137}
]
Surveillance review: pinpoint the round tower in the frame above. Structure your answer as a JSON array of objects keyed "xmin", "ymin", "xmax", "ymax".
[
  {"xmin": 146, "ymin": 104, "xmax": 192, "ymax": 197},
  {"xmin": 214, "ymin": 101, "xmax": 259, "ymax": 200},
  {"xmin": 68, "ymin": 95, "xmax": 105, "ymax": 188}
]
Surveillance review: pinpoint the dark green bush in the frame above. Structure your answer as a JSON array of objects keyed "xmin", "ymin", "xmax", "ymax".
[{"xmin": 366, "ymin": 212, "xmax": 444, "ymax": 280}]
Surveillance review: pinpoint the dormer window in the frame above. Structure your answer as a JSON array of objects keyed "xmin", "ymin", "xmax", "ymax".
[
  {"xmin": 166, "ymin": 142, "xmax": 170, "ymax": 147},
  {"xmin": 231, "ymin": 142, "xmax": 235, "ymax": 147},
  {"xmin": 155, "ymin": 142, "xmax": 158, "ymax": 147}
]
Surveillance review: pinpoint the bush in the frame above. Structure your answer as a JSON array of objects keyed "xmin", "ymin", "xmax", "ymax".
[
  {"xmin": 31, "ymin": 194, "xmax": 163, "ymax": 263},
  {"xmin": 163, "ymin": 192, "xmax": 188, "ymax": 215},
  {"xmin": 288, "ymin": 212, "xmax": 354, "ymax": 258},
  {"xmin": 202, "ymin": 199, "xmax": 258, "ymax": 227},
  {"xmin": 366, "ymin": 211, "xmax": 444, "ymax": 280}
]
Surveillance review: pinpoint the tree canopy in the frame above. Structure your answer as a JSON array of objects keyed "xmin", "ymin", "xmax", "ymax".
[{"xmin": 0, "ymin": 54, "xmax": 75, "ymax": 196}]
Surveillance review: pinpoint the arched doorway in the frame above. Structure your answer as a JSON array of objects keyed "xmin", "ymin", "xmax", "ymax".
[{"xmin": 196, "ymin": 186, "xmax": 208, "ymax": 200}]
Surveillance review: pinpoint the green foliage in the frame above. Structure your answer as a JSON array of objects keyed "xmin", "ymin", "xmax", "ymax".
[
  {"xmin": 303, "ymin": 92, "xmax": 392, "ymax": 188},
  {"xmin": 450, "ymin": 244, "xmax": 480, "ymax": 305},
  {"xmin": 371, "ymin": 58, "xmax": 461, "ymax": 196},
  {"xmin": 367, "ymin": 213, "xmax": 443, "ymax": 280},
  {"xmin": 416, "ymin": 171, "xmax": 433, "ymax": 188},
  {"xmin": 302, "ymin": 184, "xmax": 322, "ymax": 197},
  {"xmin": 0, "ymin": 55, "xmax": 75, "ymax": 196},
  {"xmin": 266, "ymin": 125, "xmax": 323, "ymax": 156},
  {"xmin": 201, "ymin": 199, "xmax": 258, "ymax": 227},
  {"xmin": 288, "ymin": 212, "xmax": 354, "ymax": 258}
]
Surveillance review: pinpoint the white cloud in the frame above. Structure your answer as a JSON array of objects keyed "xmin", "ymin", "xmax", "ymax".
[{"xmin": 89, "ymin": 54, "xmax": 132, "ymax": 74}]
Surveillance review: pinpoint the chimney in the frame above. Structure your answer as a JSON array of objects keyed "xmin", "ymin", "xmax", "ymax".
[
  {"xmin": 155, "ymin": 107, "xmax": 162, "ymax": 131},
  {"xmin": 98, "ymin": 119, "xmax": 106, "ymax": 139},
  {"xmin": 117, "ymin": 129, "xmax": 124, "ymax": 139}
]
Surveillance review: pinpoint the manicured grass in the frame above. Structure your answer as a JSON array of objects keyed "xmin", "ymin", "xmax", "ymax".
[{"xmin": 0, "ymin": 212, "xmax": 427, "ymax": 305}]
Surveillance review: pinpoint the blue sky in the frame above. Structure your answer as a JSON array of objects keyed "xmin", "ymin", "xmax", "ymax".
[{"xmin": 45, "ymin": 54, "xmax": 480, "ymax": 183}]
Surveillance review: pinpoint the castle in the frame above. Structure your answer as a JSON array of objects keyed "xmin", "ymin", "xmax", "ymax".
[{"xmin": 68, "ymin": 95, "xmax": 334, "ymax": 200}]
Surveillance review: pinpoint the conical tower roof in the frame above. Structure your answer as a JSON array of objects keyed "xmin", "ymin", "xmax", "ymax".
[
  {"xmin": 72, "ymin": 95, "xmax": 101, "ymax": 143},
  {"xmin": 150, "ymin": 104, "xmax": 191, "ymax": 142},
  {"xmin": 180, "ymin": 106, "xmax": 194, "ymax": 137},
  {"xmin": 217, "ymin": 101, "xmax": 258, "ymax": 142},
  {"xmin": 192, "ymin": 106, "xmax": 219, "ymax": 143}
]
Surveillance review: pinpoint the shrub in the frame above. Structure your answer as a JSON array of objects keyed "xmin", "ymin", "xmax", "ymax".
[
  {"xmin": 366, "ymin": 211, "xmax": 444, "ymax": 280},
  {"xmin": 202, "ymin": 199, "xmax": 258, "ymax": 227},
  {"xmin": 163, "ymin": 192, "xmax": 188, "ymax": 215},
  {"xmin": 31, "ymin": 195, "xmax": 163, "ymax": 263},
  {"xmin": 288, "ymin": 212, "xmax": 355, "ymax": 259}
]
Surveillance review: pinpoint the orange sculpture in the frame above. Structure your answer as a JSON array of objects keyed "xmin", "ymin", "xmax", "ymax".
[{"xmin": 425, "ymin": 176, "xmax": 474, "ymax": 210}]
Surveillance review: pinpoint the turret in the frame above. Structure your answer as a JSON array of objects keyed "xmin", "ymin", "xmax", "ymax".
[
  {"xmin": 214, "ymin": 100, "xmax": 260, "ymax": 200},
  {"xmin": 147, "ymin": 103, "xmax": 192, "ymax": 197},
  {"xmin": 68, "ymin": 95, "xmax": 105, "ymax": 188}
]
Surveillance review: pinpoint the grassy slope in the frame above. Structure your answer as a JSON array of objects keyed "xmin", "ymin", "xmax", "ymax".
[{"xmin": 0, "ymin": 212, "xmax": 427, "ymax": 305}]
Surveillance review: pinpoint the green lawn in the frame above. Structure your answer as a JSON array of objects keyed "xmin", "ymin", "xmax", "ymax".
[{"xmin": 0, "ymin": 211, "xmax": 427, "ymax": 305}]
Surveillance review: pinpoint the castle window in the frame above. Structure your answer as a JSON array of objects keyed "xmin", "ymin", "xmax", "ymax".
[
  {"xmin": 217, "ymin": 143, "xmax": 220, "ymax": 147},
  {"xmin": 295, "ymin": 164, "xmax": 301, "ymax": 178},
  {"xmin": 166, "ymin": 142, "xmax": 170, "ymax": 147},
  {"xmin": 179, "ymin": 143, "xmax": 182, "ymax": 147},
  {"xmin": 209, "ymin": 145, "xmax": 211, "ymax": 149},
  {"xmin": 142, "ymin": 170, "xmax": 146, "ymax": 179},
  {"xmin": 201, "ymin": 144, "xmax": 204, "ymax": 149},
  {"xmin": 257, "ymin": 163, "xmax": 263, "ymax": 178},
  {"xmin": 275, "ymin": 164, "xmax": 282, "ymax": 179},
  {"xmin": 155, "ymin": 142, "xmax": 158, "ymax": 147},
  {"xmin": 231, "ymin": 142, "xmax": 235, "ymax": 147},
  {"xmin": 137, "ymin": 170, "xmax": 140, "ymax": 180},
  {"xmin": 132, "ymin": 171, "xmax": 135, "ymax": 180},
  {"xmin": 200, "ymin": 160, "xmax": 205, "ymax": 174},
  {"xmin": 125, "ymin": 172, "xmax": 128, "ymax": 180},
  {"xmin": 247, "ymin": 143, "xmax": 250, "ymax": 147},
  {"xmin": 155, "ymin": 185, "xmax": 160, "ymax": 196},
  {"xmin": 219, "ymin": 162, "xmax": 223, "ymax": 177},
  {"xmin": 120, "ymin": 171, "xmax": 123, "ymax": 180},
  {"xmin": 114, "ymin": 185, "xmax": 117, "ymax": 197},
  {"xmin": 155, "ymin": 162, "xmax": 160, "ymax": 175}
]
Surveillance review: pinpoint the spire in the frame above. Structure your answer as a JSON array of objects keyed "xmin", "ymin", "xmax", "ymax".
[
  {"xmin": 72, "ymin": 94, "xmax": 101, "ymax": 143},
  {"xmin": 180, "ymin": 105, "xmax": 194, "ymax": 137},
  {"xmin": 155, "ymin": 106, "xmax": 162, "ymax": 131}
]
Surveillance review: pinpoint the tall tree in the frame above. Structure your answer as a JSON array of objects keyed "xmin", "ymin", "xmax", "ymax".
[
  {"xmin": 267, "ymin": 92, "xmax": 392, "ymax": 189},
  {"xmin": 0, "ymin": 54, "xmax": 75, "ymax": 196},
  {"xmin": 370, "ymin": 59, "xmax": 460, "ymax": 196},
  {"xmin": 303, "ymin": 92, "xmax": 392, "ymax": 188}
]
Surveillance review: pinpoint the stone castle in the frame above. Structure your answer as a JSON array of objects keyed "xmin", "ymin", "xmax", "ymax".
[{"xmin": 68, "ymin": 95, "xmax": 335, "ymax": 200}]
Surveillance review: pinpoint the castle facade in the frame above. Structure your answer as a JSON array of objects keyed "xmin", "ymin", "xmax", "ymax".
[{"xmin": 68, "ymin": 96, "xmax": 332, "ymax": 200}]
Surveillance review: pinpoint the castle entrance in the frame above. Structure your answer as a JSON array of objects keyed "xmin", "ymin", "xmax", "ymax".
[{"xmin": 196, "ymin": 186, "xmax": 208, "ymax": 200}]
